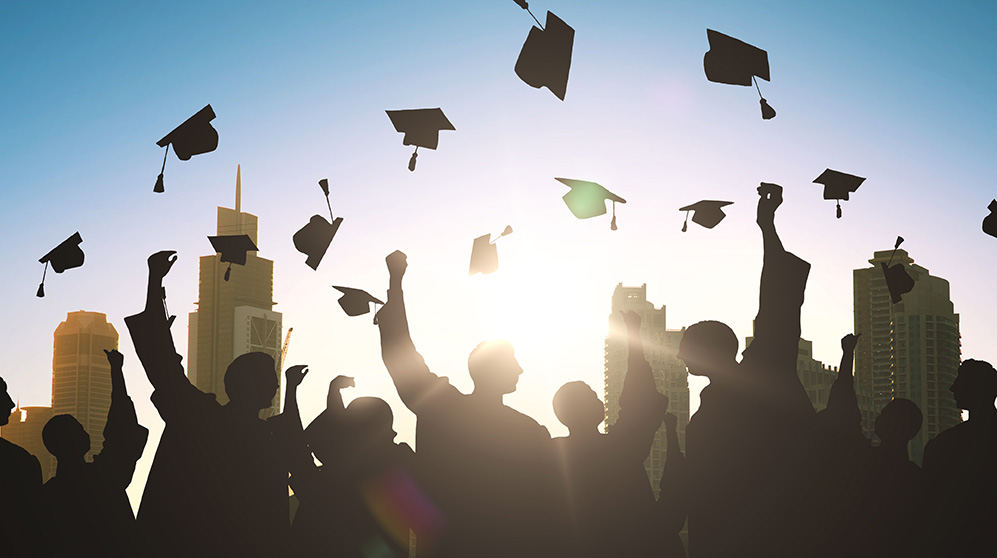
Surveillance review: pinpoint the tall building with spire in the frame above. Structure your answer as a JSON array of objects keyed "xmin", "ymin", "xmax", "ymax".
[
  {"xmin": 853, "ymin": 249, "xmax": 962, "ymax": 463},
  {"xmin": 188, "ymin": 166, "xmax": 283, "ymax": 415},
  {"xmin": 51, "ymin": 311, "xmax": 119, "ymax": 461},
  {"xmin": 604, "ymin": 284, "xmax": 689, "ymax": 497}
]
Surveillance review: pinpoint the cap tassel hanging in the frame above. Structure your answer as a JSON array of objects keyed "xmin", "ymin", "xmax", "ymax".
[
  {"xmin": 154, "ymin": 145, "xmax": 169, "ymax": 193},
  {"xmin": 224, "ymin": 262, "xmax": 232, "ymax": 281},
  {"xmin": 754, "ymin": 77, "xmax": 776, "ymax": 120},
  {"xmin": 836, "ymin": 200, "xmax": 842, "ymax": 219},
  {"xmin": 319, "ymin": 179, "xmax": 335, "ymax": 222},
  {"xmin": 610, "ymin": 200, "xmax": 618, "ymax": 231},
  {"xmin": 37, "ymin": 262, "xmax": 48, "ymax": 298},
  {"xmin": 888, "ymin": 236, "xmax": 904, "ymax": 266},
  {"xmin": 408, "ymin": 147, "xmax": 419, "ymax": 172},
  {"xmin": 682, "ymin": 211, "xmax": 689, "ymax": 232},
  {"xmin": 372, "ymin": 301, "xmax": 382, "ymax": 325}
]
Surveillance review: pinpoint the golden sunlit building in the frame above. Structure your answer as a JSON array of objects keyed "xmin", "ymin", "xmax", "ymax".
[
  {"xmin": 0, "ymin": 405, "xmax": 55, "ymax": 481},
  {"xmin": 188, "ymin": 166, "xmax": 283, "ymax": 415},
  {"xmin": 853, "ymin": 249, "xmax": 962, "ymax": 463},
  {"xmin": 604, "ymin": 284, "xmax": 689, "ymax": 497},
  {"xmin": 52, "ymin": 311, "xmax": 119, "ymax": 461}
]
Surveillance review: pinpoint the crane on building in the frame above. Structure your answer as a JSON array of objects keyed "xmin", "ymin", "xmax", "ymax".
[{"xmin": 280, "ymin": 327, "xmax": 293, "ymax": 367}]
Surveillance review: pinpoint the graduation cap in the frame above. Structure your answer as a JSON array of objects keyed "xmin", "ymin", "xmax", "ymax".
[
  {"xmin": 154, "ymin": 105, "xmax": 218, "ymax": 193},
  {"xmin": 556, "ymin": 178, "xmax": 626, "ymax": 230},
  {"xmin": 386, "ymin": 108, "xmax": 455, "ymax": 171},
  {"xmin": 37, "ymin": 232, "xmax": 84, "ymax": 297},
  {"xmin": 208, "ymin": 234, "xmax": 257, "ymax": 281},
  {"xmin": 983, "ymin": 199, "xmax": 997, "ymax": 239},
  {"xmin": 704, "ymin": 30, "xmax": 776, "ymax": 120},
  {"xmin": 513, "ymin": 4, "xmax": 574, "ymax": 101},
  {"xmin": 293, "ymin": 178, "xmax": 344, "ymax": 270},
  {"xmin": 332, "ymin": 287, "xmax": 384, "ymax": 323},
  {"xmin": 680, "ymin": 200, "xmax": 734, "ymax": 232},
  {"xmin": 813, "ymin": 169, "xmax": 865, "ymax": 218},
  {"xmin": 881, "ymin": 236, "xmax": 914, "ymax": 304},
  {"xmin": 469, "ymin": 226, "xmax": 514, "ymax": 276}
]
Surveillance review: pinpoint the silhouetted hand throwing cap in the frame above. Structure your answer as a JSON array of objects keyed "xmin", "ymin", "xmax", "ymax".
[
  {"xmin": 37, "ymin": 232, "xmax": 84, "ymax": 297},
  {"xmin": 386, "ymin": 108, "xmax": 455, "ymax": 171},
  {"xmin": 332, "ymin": 287, "xmax": 385, "ymax": 317},
  {"xmin": 293, "ymin": 178, "xmax": 343, "ymax": 270},
  {"xmin": 154, "ymin": 105, "xmax": 218, "ymax": 193},
  {"xmin": 208, "ymin": 234, "xmax": 258, "ymax": 281},
  {"xmin": 469, "ymin": 226, "xmax": 514, "ymax": 276},
  {"xmin": 515, "ymin": 10, "xmax": 574, "ymax": 100},
  {"xmin": 881, "ymin": 236, "xmax": 914, "ymax": 304},
  {"xmin": 983, "ymin": 199, "xmax": 997, "ymax": 239},
  {"xmin": 813, "ymin": 169, "xmax": 865, "ymax": 218},
  {"xmin": 679, "ymin": 200, "xmax": 734, "ymax": 232},
  {"xmin": 704, "ymin": 30, "xmax": 776, "ymax": 119},
  {"xmin": 556, "ymin": 178, "xmax": 626, "ymax": 230}
]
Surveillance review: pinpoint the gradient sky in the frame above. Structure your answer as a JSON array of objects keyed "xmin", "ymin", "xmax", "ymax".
[{"xmin": 2, "ymin": 1, "xmax": 996, "ymax": 509}]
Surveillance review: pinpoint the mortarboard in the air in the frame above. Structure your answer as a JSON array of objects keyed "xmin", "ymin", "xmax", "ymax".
[
  {"xmin": 386, "ymin": 108, "xmax": 455, "ymax": 171},
  {"xmin": 881, "ymin": 236, "xmax": 915, "ymax": 304},
  {"xmin": 513, "ymin": 2, "xmax": 574, "ymax": 101},
  {"xmin": 813, "ymin": 169, "xmax": 865, "ymax": 218},
  {"xmin": 332, "ymin": 287, "xmax": 385, "ymax": 322},
  {"xmin": 469, "ymin": 226, "xmax": 514, "ymax": 276},
  {"xmin": 679, "ymin": 200, "xmax": 734, "ymax": 232},
  {"xmin": 556, "ymin": 178, "xmax": 626, "ymax": 230},
  {"xmin": 983, "ymin": 199, "xmax": 997, "ymax": 239},
  {"xmin": 704, "ymin": 29, "xmax": 776, "ymax": 120},
  {"xmin": 37, "ymin": 232, "xmax": 84, "ymax": 298},
  {"xmin": 154, "ymin": 105, "xmax": 218, "ymax": 193},
  {"xmin": 208, "ymin": 234, "xmax": 258, "ymax": 281},
  {"xmin": 293, "ymin": 178, "xmax": 344, "ymax": 270}
]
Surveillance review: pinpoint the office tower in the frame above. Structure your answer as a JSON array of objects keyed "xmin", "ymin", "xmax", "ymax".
[
  {"xmin": 1, "ymin": 405, "xmax": 55, "ymax": 481},
  {"xmin": 853, "ymin": 249, "xmax": 962, "ymax": 463},
  {"xmin": 188, "ymin": 166, "xmax": 283, "ymax": 416},
  {"xmin": 51, "ymin": 311, "xmax": 119, "ymax": 461},
  {"xmin": 604, "ymin": 284, "xmax": 690, "ymax": 496}
]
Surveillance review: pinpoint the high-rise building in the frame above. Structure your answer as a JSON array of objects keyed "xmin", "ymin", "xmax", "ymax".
[
  {"xmin": 52, "ymin": 311, "xmax": 119, "ymax": 461},
  {"xmin": 188, "ymin": 166, "xmax": 282, "ymax": 416},
  {"xmin": 1, "ymin": 405, "xmax": 55, "ymax": 481},
  {"xmin": 853, "ymin": 249, "xmax": 962, "ymax": 463},
  {"xmin": 604, "ymin": 284, "xmax": 689, "ymax": 497}
]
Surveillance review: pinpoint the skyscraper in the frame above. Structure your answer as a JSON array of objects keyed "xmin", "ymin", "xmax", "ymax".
[
  {"xmin": 853, "ymin": 249, "xmax": 962, "ymax": 463},
  {"xmin": 51, "ymin": 311, "xmax": 119, "ymax": 461},
  {"xmin": 604, "ymin": 284, "xmax": 689, "ymax": 496},
  {"xmin": 188, "ymin": 166, "xmax": 283, "ymax": 415}
]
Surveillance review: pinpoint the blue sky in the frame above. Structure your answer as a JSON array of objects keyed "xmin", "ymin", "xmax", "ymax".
[{"xmin": 2, "ymin": 0, "xmax": 996, "ymax": 507}]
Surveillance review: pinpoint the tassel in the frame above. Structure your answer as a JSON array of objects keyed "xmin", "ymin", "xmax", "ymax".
[
  {"xmin": 682, "ymin": 212, "xmax": 689, "ymax": 232},
  {"xmin": 760, "ymin": 98, "xmax": 776, "ymax": 120},
  {"xmin": 408, "ymin": 148, "xmax": 418, "ymax": 172},
  {"xmin": 224, "ymin": 263, "xmax": 232, "ymax": 281},
  {"xmin": 610, "ymin": 201, "xmax": 618, "ymax": 231},
  {"xmin": 154, "ymin": 144, "xmax": 169, "ymax": 193},
  {"xmin": 36, "ymin": 262, "xmax": 48, "ymax": 297},
  {"xmin": 836, "ymin": 201, "xmax": 842, "ymax": 219}
]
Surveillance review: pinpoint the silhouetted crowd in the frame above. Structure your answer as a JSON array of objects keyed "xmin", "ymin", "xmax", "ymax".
[{"xmin": 3, "ymin": 185, "xmax": 996, "ymax": 557}]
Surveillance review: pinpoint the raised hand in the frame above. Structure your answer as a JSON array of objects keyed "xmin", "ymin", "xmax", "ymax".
[
  {"xmin": 841, "ymin": 333, "xmax": 861, "ymax": 354},
  {"xmin": 386, "ymin": 250, "xmax": 408, "ymax": 281},
  {"xmin": 756, "ymin": 182, "xmax": 783, "ymax": 226},
  {"xmin": 330, "ymin": 375, "xmax": 355, "ymax": 391},
  {"xmin": 148, "ymin": 250, "xmax": 178, "ymax": 280},
  {"xmin": 284, "ymin": 365, "xmax": 309, "ymax": 389},
  {"xmin": 104, "ymin": 348, "xmax": 124, "ymax": 370}
]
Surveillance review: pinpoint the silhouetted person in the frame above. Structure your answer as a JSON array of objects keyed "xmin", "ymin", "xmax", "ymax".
[
  {"xmin": 658, "ymin": 412, "xmax": 688, "ymax": 558},
  {"xmin": 376, "ymin": 250, "xmax": 564, "ymax": 558},
  {"xmin": 281, "ymin": 370, "xmax": 417, "ymax": 558},
  {"xmin": 921, "ymin": 359, "xmax": 997, "ymax": 556},
  {"xmin": 679, "ymin": 183, "xmax": 814, "ymax": 558},
  {"xmin": 42, "ymin": 349, "xmax": 149, "ymax": 555},
  {"xmin": 552, "ymin": 310, "xmax": 667, "ymax": 558},
  {"xmin": 0, "ymin": 376, "xmax": 46, "ymax": 557},
  {"xmin": 125, "ymin": 251, "xmax": 289, "ymax": 557}
]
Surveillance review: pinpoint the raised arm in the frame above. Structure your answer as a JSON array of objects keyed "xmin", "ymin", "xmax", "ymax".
[
  {"xmin": 125, "ymin": 251, "xmax": 187, "ymax": 392},
  {"xmin": 613, "ymin": 311, "xmax": 668, "ymax": 460},
  {"xmin": 95, "ymin": 349, "xmax": 149, "ymax": 489},
  {"xmin": 269, "ymin": 365, "xmax": 317, "ymax": 476},
  {"xmin": 377, "ymin": 250, "xmax": 456, "ymax": 413},
  {"xmin": 824, "ymin": 333, "xmax": 861, "ymax": 429}
]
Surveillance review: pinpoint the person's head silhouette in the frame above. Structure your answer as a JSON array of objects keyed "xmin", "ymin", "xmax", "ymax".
[
  {"xmin": 874, "ymin": 398, "xmax": 922, "ymax": 450},
  {"xmin": 677, "ymin": 320, "xmax": 739, "ymax": 379},
  {"xmin": 468, "ymin": 340, "xmax": 523, "ymax": 399},
  {"xmin": 347, "ymin": 396, "xmax": 398, "ymax": 447},
  {"xmin": 1, "ymin": 377, "xmax": 14, "ymax": 427},
  {"xmin": 552, "ymin": 381, "xmax": 605, "ymax": 434},
  {"xmin": 224, "ymin": 352, "xmax": 279, "ymax": 414},
  {"xmin": 43, "ymin": 414, "xmax": 91, "ymax": 463},
  {"xmin": 950, "ymin": 359, "xmax": 997, "ymax": 415}
]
